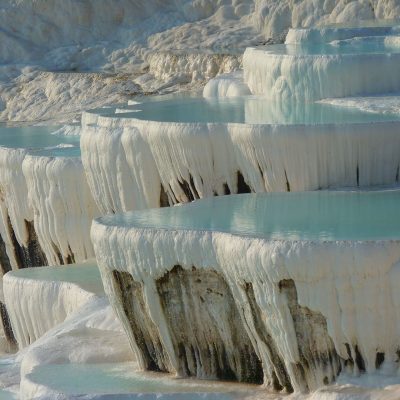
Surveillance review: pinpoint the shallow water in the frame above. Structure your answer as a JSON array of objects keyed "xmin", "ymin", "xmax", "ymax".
[
  {"xmin": 0, "ymin": 125, "xmax": 80, "ymax": 156},
  {"xmin": 323, "ymin": 19, "xmax": 400, "ymax": 29},
  {"xmin": 100, "ymin": 190, "xmax": 400, "ymax": 241},
  {"xmin": 27, "ymin": 362, "xmax": 256, "ymax": 397},
  {"xmin": 8, "ymin": 262, "xmax": 103, "ymax": 294},
  {"xmin": 0, "ymin": 357, "xmax": 19, "ymax": 400},
  {"xmin": 113, "ymin": 96, "xmax": 400, "ymax": 124},
  {"xmin": 263, "ymin": 35, "xmax": 400, "ymax": 55}
]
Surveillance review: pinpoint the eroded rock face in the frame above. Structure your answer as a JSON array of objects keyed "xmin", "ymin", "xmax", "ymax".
[
  {"xmin": 109, "ymin": 266, "xmax": 344, "ymax": 391},
  {"xmin": 92, "ymin": 203, "xmax": 400, "ymax": 392},
  {"xmin": 111, "ymin": 270, "xmax": 170, "ymax": 372},
  {"xmin": 278, "ymin": 279, "xmax": 341, "ymax": 391},
  {"xmin": 242, "ymin": 282, "xmax": 293, "ymax": 392},
  {"xmin": 156, "ymin": 266, "xmax": 263, "ymax": 383},
  {"xmin": 111, "ymin": 267, "xmax": 263, "ymax": 383}
]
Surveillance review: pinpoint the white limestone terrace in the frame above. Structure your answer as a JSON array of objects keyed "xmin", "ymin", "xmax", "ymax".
[
  {"xmin": 0, "ymin": 125, "xmax": 99, "ymax": 275},
  {"xmin": 0, "ymin": 261, "xmax": 132, "ymax": 399},
  {"xmin": 0, "ymin": 123, "xmax": 99, "ymax": 353},
  {"xmin": 81, "ymin": 94, "xmax": 400, "ymax": 216},
  {"xmin": 284, "ymin": 20, "xmax": 400, "ymax": 44},
  {"xmin": 92, "ymin": 190, "xmax": 400, "ymax": 395},
  {"xmin": 244, "ymin": 33, "xmax": 400, "ymax": 101},
  {"xmin": 3, "ymin": 261, "xmax": 103, "ymax": 349},
  {"xmin": 2, "ymin": 262, "xmax": 258, "ymax": 400}
]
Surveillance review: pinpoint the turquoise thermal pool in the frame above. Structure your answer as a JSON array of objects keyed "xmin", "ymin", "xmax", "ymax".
[
  {"xmin": 99, "ymin": 190, "xmax": 400, "ymax": 242},
  {"xmin": 263, "ymin": 35, "xmax": 400, "ymax": 55},
  {"xmin": 0, "ymin": 125, "xmax": 80, "ymax": 157},
  {"xmin": 8, "ymin": 262, "xmax": 103, "ymax": 294},
  {"xmin": 27, "ymin": 362, "xmax": 254, "ymax": 397},
  {"xmin": 111, "ymin": 96, "xmax": 400, "ymax": 124}
]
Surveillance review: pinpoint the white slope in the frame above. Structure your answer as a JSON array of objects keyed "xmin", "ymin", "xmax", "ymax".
[
  {"xmin": 1, "ymin": 0, "xmax": 400, "ymax": 122},
  {"xmin": 0, "ymin": 71, "xmax": 141, "ymax": 123}
]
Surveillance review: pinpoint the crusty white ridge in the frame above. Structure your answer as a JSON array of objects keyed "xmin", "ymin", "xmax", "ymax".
[
  {"xmin": 91, "ymin": 217, "xmax": 400, "ymax": 392},
  {"xmin": 0, "ymin": 148, "xmax": 99, "ymax": 269},
  {"xmin": 81, "ymin": 110, "xmax": 400, "ymax": 214},
  {"xmin": 81, "ymin": 116, "xmax": 161, "ymax": 214},
  {"xmin": 22, "ymin": 156, "xmax": 99, "ymax": 264},
  {"xmin": 3, "ymin": 263, "xmax": 100, "ymax": 348},
  {"xmin": 243, "ymin": 47, "xmax": 400, "ymax": 100}
]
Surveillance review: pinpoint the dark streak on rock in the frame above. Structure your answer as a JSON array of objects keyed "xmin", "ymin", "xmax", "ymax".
[
  {"xmin": 8, "ymin": 217, "xmax": 47, "ymax": 269},
  {"xmin": 178, "ymin": 174, "xmax": 200, "ymax": 202},
  {"xmin": 284, "ymin": 170, "xmax": 291, "ymax": 192},
  {"xmin": 355, "ymin": 345, "xmax": 366, "ymax": 372},
  {"xmin": 0, "ymin": 302, "xmax": 16, "ymax": 351},
  {"xmin": 375, "ymin": 352, "xmax": 385, "ymax": 369},
  {"xmin": 111, "ymin": 270, "xmax": 169, "ymax": 372},
  {"xmin": 159, "ymin": 184, "xmax": 170, "ymax": 207},
  {"xmin": 52, "ymin": 242, "xmax": 64, "ymax": 265},
  {"xmin": 223, "ymin": 183, "xmax": 231, "ymax": 195},
  {"xmin": 237, "ymin": 171, "xmax": 251, "ymax": 193},
  {"xmin": 243, "ymin": 282, "xmax": 292, "ymax": 391},
  {"xmin": 0, "ymin": 232, "xmax": 12, "ymax": 275},
  {"xmin": 156, "ymin": 265, "xmax": 263, "ymax": 383},
  {"xmin": 278, "ymin": 279, "xmax": 341, "ymax": 390},
  {"xmin": 356, "ymin": 165, "xmax": 360, "ymax": 187}
]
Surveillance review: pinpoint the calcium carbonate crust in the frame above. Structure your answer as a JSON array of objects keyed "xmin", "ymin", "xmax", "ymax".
[
  {"xmin": 82, "ymin": 112, "xmax": 400, "ymax": 215},
  {"xmin": 91, "ymin": 218, "xmax": 400, "ymax": 393},
  {"xmin": 243, "ymin": 47, "xmax": 400, "ymax": 100},
  {"xmin": 0, "ymin": 147, "xmax": 99, "ymax": 271}
]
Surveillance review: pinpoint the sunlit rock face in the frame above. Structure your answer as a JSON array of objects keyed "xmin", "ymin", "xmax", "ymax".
[
  {"xmin": 111, "ymin": 267, "xmax": 264, "ymax": 384},
  {"xmin": 82, "ymin": 96, "xmax": 400, "ymax": 216},
  {"xmin": 92, "ymin": 191, "xmax": 400, "ymax": 393},
  {"xmin": 146, "ymin": 51, "xmax": 242, "ymax": 84}
]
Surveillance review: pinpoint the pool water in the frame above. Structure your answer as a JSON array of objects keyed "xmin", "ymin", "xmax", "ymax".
[
  {"xmin": 8, "ymin": 261, "xmax": 103, "ymax": 294},
  {"xmin": 27, "ymin": 362, "xmax": 255, "ymax": 397},
  {"xmin": 263, "ymin": 35, "xmax": 400, "ymax": 56},
  {"xmin": 323, "ymin": 19, "xmax": 400, "ymax": 29},
  {"xmin": 0, "ymin": 357, "xmax": 18, "ymax": 400},
  {"xmin": 100, "ymin": 190, "xmax": 400, "ymax": 241},
  {"xmin": 0, "ymin": 125, "xmax": 80, "ymax": 156},
  {"xmin": 113, "ymin": 96, "xmax": 400, "ymax": 124}
]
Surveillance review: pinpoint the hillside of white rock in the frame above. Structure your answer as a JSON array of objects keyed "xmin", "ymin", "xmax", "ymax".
[{"xmin": 1, "ymin": 0, "xmax": 400, "ymax": 122}]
